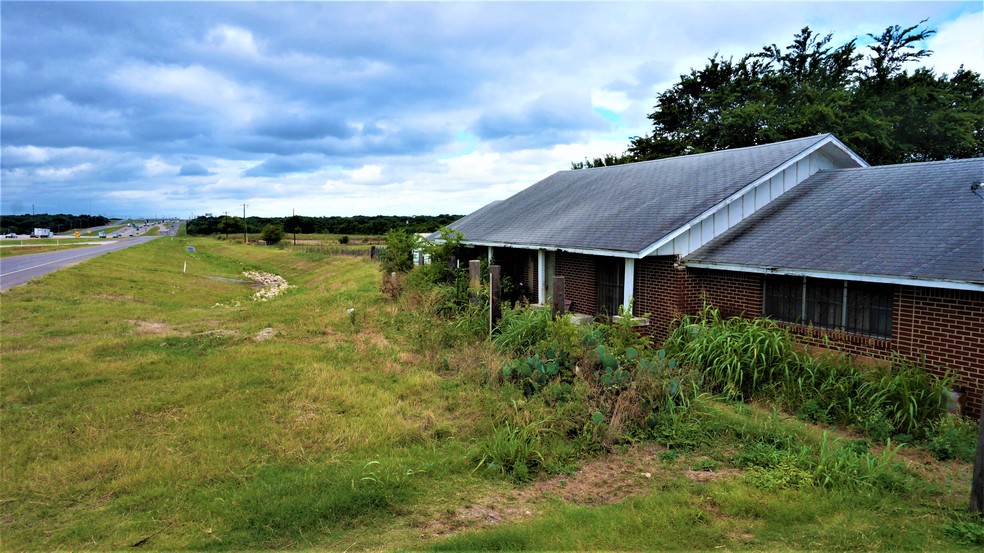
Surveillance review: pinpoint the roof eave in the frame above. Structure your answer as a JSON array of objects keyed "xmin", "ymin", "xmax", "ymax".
[
  {"xmin": 460, "ymin": 239, "xmax": 640, "ymax": 259},
  {"xmin": 684, "ymin": 261, "xmax": 984, "ymax": 292}
]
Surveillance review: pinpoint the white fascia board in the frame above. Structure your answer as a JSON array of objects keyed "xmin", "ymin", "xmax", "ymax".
[
  {"xmin": 637, "ymin": 135, "xmax": 867, "ymax": 258},
  {"xmin": 460, "ymin": 240, "xmax": 641, "ymax": 259},
  {"xmin": 685, "ymin": 261, "xmax": 984, "ymax": 292}
]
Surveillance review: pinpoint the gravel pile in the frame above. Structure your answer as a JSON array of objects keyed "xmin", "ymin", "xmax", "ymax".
[{"xmin": 243, "ymin": 271, "xmax": 290, "ymax": 301}]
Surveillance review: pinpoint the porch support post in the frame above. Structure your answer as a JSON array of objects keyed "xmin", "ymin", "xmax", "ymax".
[
  {"xmin": 487, "ymin": 246, "xmax": 493, "ymax": 262},
  {"xmin": 537, "ymin": 250, "xmax": 546, "ymax": 305},
  {"xmin": 623, "ymin": 258, "xmax": 635, "ymax": 315}
]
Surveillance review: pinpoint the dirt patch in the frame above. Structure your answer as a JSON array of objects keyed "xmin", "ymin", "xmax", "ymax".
[
  {"xmin": 425, "ymin": 442, "xmax": 723, "ymax": 538},
  {"xmin": 93, "ymin": 293, "xmax": 135, "ymax": 301},
  {"xmin": 130, "ymin": 320, "xmax": 184, "ymax": 336}
]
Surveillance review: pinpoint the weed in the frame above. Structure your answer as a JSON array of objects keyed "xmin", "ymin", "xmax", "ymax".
[
  {"xmin": 943, "ymin": 517, "xmax": 984, "ymax": 546},
  {"xmin": 925, "ymin": 414, "xmax": 978, "ymax": 462},
  {"xmin": 472, "ymin": 419, "xmax": 553, "ymax": 482}
]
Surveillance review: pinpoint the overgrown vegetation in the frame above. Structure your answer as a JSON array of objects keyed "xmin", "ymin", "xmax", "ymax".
[{"xmin": 1, "ymin": 238, "xmax": 977, "ymax": 549}]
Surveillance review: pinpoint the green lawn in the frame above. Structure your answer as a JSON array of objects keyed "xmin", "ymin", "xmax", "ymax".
[{"xmin": 0, "ymin": 236, "xmax": 978, "ymax": 550}]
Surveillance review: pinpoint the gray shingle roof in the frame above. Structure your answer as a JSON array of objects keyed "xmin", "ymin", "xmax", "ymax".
[
  {"xmin": 687, "ymin": 158, "xmax": 984, "ymax": 284},
  {"xmin": 451, "ymin": 134, "xmax": 838, "ymax": 253}
]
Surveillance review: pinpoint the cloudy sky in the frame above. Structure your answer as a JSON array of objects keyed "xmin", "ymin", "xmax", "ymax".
[{"xmin": 2, "ymin": 1, "xmax": 981, "ymax": 219}]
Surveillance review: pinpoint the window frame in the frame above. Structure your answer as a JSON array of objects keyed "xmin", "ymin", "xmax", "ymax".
[{"xmin": 763, "ymin": 276, "xmax": 893, "ymax": 339}]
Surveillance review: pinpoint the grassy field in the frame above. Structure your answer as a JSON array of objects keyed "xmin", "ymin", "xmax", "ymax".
[{"xmin": 1, "ymin": 236, "xmax": 978, "ymax": 550}]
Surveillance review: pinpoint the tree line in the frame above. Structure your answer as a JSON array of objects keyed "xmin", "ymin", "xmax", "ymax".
[
  {"xmin": 573, "ymin": 21, "xmax": 983, "ymax": 168},
  {"xmin": 185, "ymin": 214, "xmax": 462, "ymax": 237},
  {"xmin": 0, "ymin": 214, "xmax": 111, "ymax": 235}
]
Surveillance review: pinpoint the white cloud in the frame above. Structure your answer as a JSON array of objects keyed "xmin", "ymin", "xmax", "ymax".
[
  {"xmin": 205, "ymin": 25, "xmax": 260, "ymax": 57},
  {"xmin": 109, "ymin": 63, "xmax": 264, "ymax": 125},
  {"xmin": 923, "ymin": 10, "xmax": 984, "ymax": 75}
]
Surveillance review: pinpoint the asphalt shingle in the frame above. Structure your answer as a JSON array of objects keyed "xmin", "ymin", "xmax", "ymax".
[
  {"xmin": 451, "ymin": 134, "xmax": 836, "ymax": 253},
  {"xmin": 687, "ymin": 158, "xmax": 984, "ymax": 284}
]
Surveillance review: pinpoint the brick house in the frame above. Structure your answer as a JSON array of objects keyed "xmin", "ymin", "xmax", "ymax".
[{"xmin": 449, "ymin": 134, "xmax": 984, "ymax": 415}]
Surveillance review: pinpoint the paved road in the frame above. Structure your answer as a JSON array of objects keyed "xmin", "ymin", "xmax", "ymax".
[{"xmin": 0, "ymin": 236, "xmax": 159, "ymax": 291}]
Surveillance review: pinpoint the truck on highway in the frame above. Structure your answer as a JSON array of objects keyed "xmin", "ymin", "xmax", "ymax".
[
  {"xmin": 31, "ymin": 228, "xmax": 53, "ymax": 238},
  {"xmin": 98, "ymin": 231, "xmax": 106, "ymax": 238}
]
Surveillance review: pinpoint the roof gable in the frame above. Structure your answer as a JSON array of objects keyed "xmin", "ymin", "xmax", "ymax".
[
  {"xmin": 452, "ymin": 134, "xmax": 863, "ymax": 255},
  {"xmin": 687, "ymin": 158, "xmax": 984, "ymax": 287}
]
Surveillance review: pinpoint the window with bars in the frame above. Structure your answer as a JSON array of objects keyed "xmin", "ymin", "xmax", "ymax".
[
  {"xmin": 596, "ymin": 259, "xmax": 624, "ymax": 317},
  {"xmin": 763, "ymin": 276, "xmax": 893, "ymax": 338}
]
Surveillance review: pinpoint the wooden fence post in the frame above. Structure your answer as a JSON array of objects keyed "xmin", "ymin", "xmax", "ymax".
[
  {"xmin": 469, "ymin": 260, "xmax": 481, "ymax": 304},
  {"xmin": 490, "ymin": 265, "xmax": 502, "ymax": 332},
  {"xmin": 552, "ymin": 276, "xmax": 566, "ymax": 318}
]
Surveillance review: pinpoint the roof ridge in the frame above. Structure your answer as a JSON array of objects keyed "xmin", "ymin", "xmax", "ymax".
[
  {"xmin": 564, "ymin": 133, "xmax": 831, "ymax": 174},
  {"xmin": 820, "ymin": 157, "xmax": 984, "ymax": 173}
]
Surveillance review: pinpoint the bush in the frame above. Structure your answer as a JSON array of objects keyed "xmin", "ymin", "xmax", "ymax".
[
  {"xmin": 859, "ymin": 355, "xmax": 950, "ymax": 435},
  {"xmin": 494, "ymin": 305, "xmax": 552, "ymax": 355},
  {"xmin": 338, "ymin": 235, "xmax": 350, "ymax": 244},
  {"xmin": 925, "ymin": 414, "xmax": 977, "ymax": 462},
  {"xmin": 663, "ymin": 306, "xmax": 795, "ymax": 400},
  {"xmin": 380, "ymin": 229, "xmax": 419, "ymax": 274},
  {"xmin": 260, "ymin": 224, "xmax": 285, "ymax": 245}
]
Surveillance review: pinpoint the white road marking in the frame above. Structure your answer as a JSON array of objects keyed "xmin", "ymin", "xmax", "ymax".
[{"xmin": 0, "ymin": 246, "xmax": 121, "ymax": 276}]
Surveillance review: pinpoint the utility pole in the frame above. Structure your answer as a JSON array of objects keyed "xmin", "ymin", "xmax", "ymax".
[
  {"xmin": 293, "ymin": 208, "xmax": 296, "ymax": 245},
  {"xmin": 243, "ymin": 204, "xmax": 248, "ymax": 244}
]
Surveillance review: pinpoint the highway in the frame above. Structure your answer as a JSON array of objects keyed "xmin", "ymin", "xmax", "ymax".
[{"xmin": 0, "ymin": 236, "xmax": 160, "ymax": 291}]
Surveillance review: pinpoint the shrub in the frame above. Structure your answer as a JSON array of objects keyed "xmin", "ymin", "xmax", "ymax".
[
  {"xmin": 663, "ymin": 306, "xmax": 795, "ymax": 399},
  {"xmin": 925, "ymin": 414, "xmax": 977, "ymax": 462},
  {"xmin": 473, "ymin": 419, "xmax": 567, "ymax": 482},
  {"xmin": 494, "ymin": 305, "xmax": 552, "ymax": 355},
  {"xmin": 260, "ymin": 224, "xmax": 285, "ymax": 245},
  {"xmin": 338, "ymin": 235, "xmax": 350, "ymax": 244},
  {"xmin": 380, "ymin": 229, "xmax": 419, "ymax": 275},
  {"xmin": 858, "ymin": 355, "xmax": 950, "ymax": 435},
  {"xmin": 785, "ymin": 353, "xmax": 865, "ymax": 425}
]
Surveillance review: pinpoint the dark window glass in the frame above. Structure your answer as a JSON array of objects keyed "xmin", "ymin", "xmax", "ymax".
[
  {"xmin": 805, "ymin": 278, "xmax": 843, "ymax": 329},
  {"xmin": 764, "ymin": 276, "xmax": 802, "ymax": 323},
  {"xmin": 596, "ymin": 259, "xmax": 624, "ymax": 316},
  {"xmin": 845, "ymin": 283, "xmax": 893, "ymax": 338}
]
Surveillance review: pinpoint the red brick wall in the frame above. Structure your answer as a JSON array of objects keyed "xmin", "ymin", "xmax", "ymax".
[
  {"xmin": 556, "ymin": 251, "xmax": 597, "ymax": 314},
  {"xmin": 686, "ymin": 268, "xmax": 763, "ymax": 319},
  {"xmin": 893, "ymin": 286, "xmax": 984, "ymax": 417},
  {"xmin": 634, "ymin": 256, "xmax": 687, "ymax": 340}
]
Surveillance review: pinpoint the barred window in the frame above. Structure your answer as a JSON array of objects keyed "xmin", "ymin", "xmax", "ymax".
[
  {"xmin": 596, "ymin": 259, "xmax": 624, "ymax": 317},
  {"xmin": 764, "ymin": 276, "xmax": 893, "ymax": 338}
]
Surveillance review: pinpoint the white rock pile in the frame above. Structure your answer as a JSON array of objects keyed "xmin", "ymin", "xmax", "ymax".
[{"xmin": 243, "ymin": 271, "xmax": 291, "ymax": 301}]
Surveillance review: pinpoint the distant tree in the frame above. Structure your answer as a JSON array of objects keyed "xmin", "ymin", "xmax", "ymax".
[
  {"xmin": 216, "ymin": 215, "xmax": 242, "ymax": 239},
  {"xmin": 260, "ymin": 224, "xmax": 285, "ymax": 245},
  {"xmin": 284, "ymin": 215, "xmax": 304, "ymax": 245},
  {"xmin": 576, "ymin": 21, "xmax": 983, "ymax": 167}
]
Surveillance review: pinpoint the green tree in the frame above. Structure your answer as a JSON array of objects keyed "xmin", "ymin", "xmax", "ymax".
[
  {"xmin": 379, "ymin": 229, "xmax": 419, "ymax": 274},
  {"xmin": 284, "ymin": 215, "xmax": 304, "ymax": 245},
  {"xmin": 217, "ymin": 215, "xmax": 242, "ymax": 239},
  {"xmin": 578, "ymin": 22, "xmax": 983, "ymax": 167},
  {"xmin": 261, "ymin": 224, "xmax": 285, "ymax": 245}
]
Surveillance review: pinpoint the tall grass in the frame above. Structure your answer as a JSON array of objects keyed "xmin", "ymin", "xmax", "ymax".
[{"xmin": 663, "ymin": 306, "xmax": 795, "ymax": 399}]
